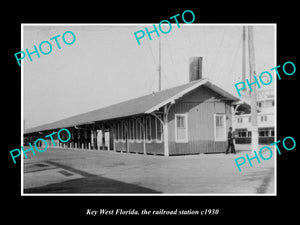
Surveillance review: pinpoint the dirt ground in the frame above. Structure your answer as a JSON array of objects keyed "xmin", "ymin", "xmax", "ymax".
[{"xmin": 23, "ymin": 146, "xmax": 275, "ymax": 194}]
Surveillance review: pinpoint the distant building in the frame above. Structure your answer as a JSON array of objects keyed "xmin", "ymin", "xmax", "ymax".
[{"xmin": 233, "ymin": 89, "xmax": 275, "ymax": 144}]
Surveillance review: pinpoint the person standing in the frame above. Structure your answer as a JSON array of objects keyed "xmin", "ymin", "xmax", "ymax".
[{"xmin": 225, "ymin": 127, "xmax": 236, "ymax": 154}]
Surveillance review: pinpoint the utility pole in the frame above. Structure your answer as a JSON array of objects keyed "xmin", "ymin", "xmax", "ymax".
[
  {"xmin": 248, "ymin": 26, "xmax": 259, "ymax": 153},
  {"xmin": 158, "ymin": 37, "xmax": 162, "ymax": 91},
  {"xmin": 242, "ymin": 26, "xmax": 246, "ymax": 90}
]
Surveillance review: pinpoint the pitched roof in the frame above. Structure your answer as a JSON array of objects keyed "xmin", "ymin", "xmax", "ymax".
[{"xmin": 24, "ymin": 78, "xmax": 242, "ymax": 134}]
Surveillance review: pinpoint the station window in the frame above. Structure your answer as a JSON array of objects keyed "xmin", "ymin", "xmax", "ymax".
[
  {"xmin": 175, "ymin": 114, "xmax": 188, "ymax": 143},
  {"xmin": 214, "ymin": 114, "xmax": 226, "ymax": 141}
]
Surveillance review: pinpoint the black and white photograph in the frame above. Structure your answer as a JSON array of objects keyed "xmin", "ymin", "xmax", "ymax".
[
  {"xmin": 4, "ymin": 5, "xmax": 298, "ymax": 223},
  {"xmin": 21, "ymin": 24, "xmax": 276, "ymax": 195}
]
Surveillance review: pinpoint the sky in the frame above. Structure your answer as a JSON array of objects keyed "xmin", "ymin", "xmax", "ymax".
[{"xmin": 23, "ymin": 24, "xmax": 275, "ymax": 130}]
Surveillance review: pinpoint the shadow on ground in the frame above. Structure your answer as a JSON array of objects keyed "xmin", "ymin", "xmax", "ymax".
[{"xmin": 24, "ymin": 161, "xmax": 161, "ymax": 194}]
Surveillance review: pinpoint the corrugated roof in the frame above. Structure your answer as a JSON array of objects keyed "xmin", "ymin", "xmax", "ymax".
[{"xmin": 24, "ymin": 78, "xmax": 241, "ymax": 134}]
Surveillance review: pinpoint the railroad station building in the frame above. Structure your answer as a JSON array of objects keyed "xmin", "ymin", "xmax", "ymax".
[{"xmin": 24, "ymin": 57, "xmax": 249, "ymax": 156}]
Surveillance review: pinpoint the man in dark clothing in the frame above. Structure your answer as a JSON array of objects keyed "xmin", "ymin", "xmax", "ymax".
[{"xmin": 225, "ymin": 127, "xmax": 236, "ymax": 154}]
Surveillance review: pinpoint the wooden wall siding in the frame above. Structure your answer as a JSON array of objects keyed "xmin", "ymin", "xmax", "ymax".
[
  {"xmin": 128, "ymin": 142, "xmax": 144, "ymax": 153},
  {"xmin": 168, "ymin": 140, "xmax": 227, "ymax": 155},
  {"xmin": 114, "ymin": 141, "xmax": 163, "ymax": 154},
  {"xmin": 112, "ymin": 115, "xmax": 164, "ymax": 154},
  {"xmin": 115, "ymin": 141, "xmax": 127, "ymax": 152},
  {"xmin": 168, "ymin": 86, "xmax": 232, "ymax": 155},
  {"xmin": 177, "ymin": 85, "xmax": 225, "ymax": 103},
  {"xmin": 146, "ymin": 142, "xmax": 164, "ymax": 155}
]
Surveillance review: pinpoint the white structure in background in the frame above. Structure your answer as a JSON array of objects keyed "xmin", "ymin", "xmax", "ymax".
[{"xmin": 233, "ymin": 88, "xmax": 275, "ymax": 144}]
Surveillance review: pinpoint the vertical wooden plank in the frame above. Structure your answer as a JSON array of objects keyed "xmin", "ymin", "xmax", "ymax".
[
  {"xmin": 163, "ymin": 105, "xmax": 170, "ymax": 156},
  {"xmin": 126, "ymin": 119, "xmax": 129, "ymax": 153},
  {"xmin": 141, "ymin": 116, "xmax": 146, "ymax": 155},
  {"xmin": 112, "ymin": 124, "xmax": 116, "ymax": 151},
  {"xmin": 101, "ymin": 123, "xmax": 105, "ymax": 150}
]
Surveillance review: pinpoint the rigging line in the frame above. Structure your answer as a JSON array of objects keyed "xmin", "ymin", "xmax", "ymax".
[
  {"xmin": 165, "ymin": 35, "xmax": 181, "ymax": 81},
  {"xmin": 142, "ymin": 35, "xmax": 160, "ymax": 93},
  {"xmin": 145, "ymin": 36, "xmax": 158, "ymax": 68},
  {"xmin": 227, "ymin": 33, "xmax": 243, "ymax": 81},
  {"xmin": 148, "ymin": 69, "xmax": 159, "ymax": 93},
  {"xmin": 212, "ymin": 27, "xmax": 236, "ymax": 84},
  {"xmin": 157, "ymin": 37, "xmax": 169, "ymax": 90},
  {"xmin": 211, "ymin": 28, "xmax": 229, "ymax": 82},
  {"xmin": 187, "ymin": 27, "xmax": 194, "ymax": 54},
  {"xmin": 208, "ymin": 27, "xmax": 227, "ymax": 80},
  {"xmin": 203, "ymin": 26, "xmax": 209, "ymax": 61},
  {"xmin": 136, "ymin": 26, "xmax": 159, "ymax": 93}
]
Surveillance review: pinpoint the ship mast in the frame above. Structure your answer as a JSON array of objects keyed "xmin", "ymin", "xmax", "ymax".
[
  {"xmin": 158, "ymin": 37, "xmax": 162, "ymax": 91},
  {"xmin": 248, "ymin": 26, "xmax": 259, "ymax": 153}
]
